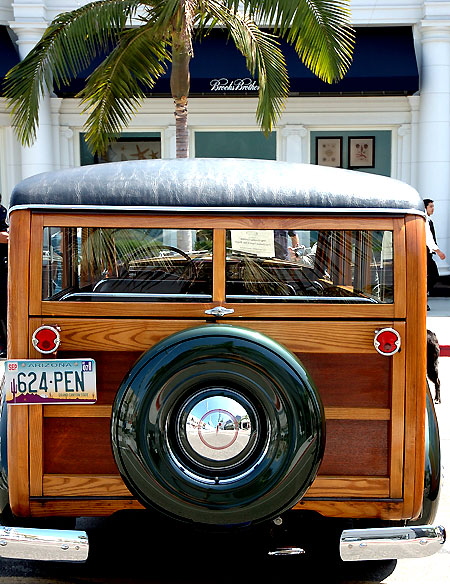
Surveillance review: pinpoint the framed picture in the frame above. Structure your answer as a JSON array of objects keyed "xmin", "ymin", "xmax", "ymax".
[
  {"xmin": 96, "ymin": 137, "xmax": 161, "ymax": 163},
  {"xmin": 348, "ymin": 137, "xmax": 375, "ymax": 168},
  {"xmin": 315, "ymin": 137, "xmax": 342, "ymax": 167}
]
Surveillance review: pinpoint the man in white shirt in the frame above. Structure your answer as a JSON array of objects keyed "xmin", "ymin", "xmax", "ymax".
[{"xmin": 424, "ymin": 198, "xmax": 446, "ymax": 309}]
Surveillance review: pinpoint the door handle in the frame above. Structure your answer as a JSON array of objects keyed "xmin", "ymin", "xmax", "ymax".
[{"xmin": 205, "ymin": 306, "xmax": 235, "ymax": 317}]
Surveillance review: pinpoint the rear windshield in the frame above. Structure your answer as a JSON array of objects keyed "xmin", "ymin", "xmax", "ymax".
[{"xmin": 42, "ymin": 227, "xmax": 393, "ymax": 304}]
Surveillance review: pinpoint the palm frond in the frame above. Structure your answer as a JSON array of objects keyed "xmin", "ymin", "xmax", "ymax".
[
  {"xmin": 234, "ymin": 0, "xmax": 354, "ymax": 82},
  {"xmin": 205, "ymin": 1, "xmax": 289, "ymax": 134},
  {"xmin": 80, "ymin": 25, "xmax": 170, "ymax": 154},
  {"xmin": 4, "ymin": 0, "xmax": 139, "ymax": 146}
]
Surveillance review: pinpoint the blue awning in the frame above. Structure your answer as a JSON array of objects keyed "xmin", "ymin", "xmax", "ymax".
[
  {"xmin": 0, "ymin": 26, "xmax": 20, "ymax": 95},
  {"xmin": 56, "ymin": 26, "xmax": 418, "ymax": 97},
  {"xmin": 285, "ymin": 26, "xmax": 419, "ymax": 94}
]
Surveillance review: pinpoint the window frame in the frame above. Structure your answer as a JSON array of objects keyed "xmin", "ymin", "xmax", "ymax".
[{"xmin": 30, "ymin": 213, "xmax": 406, "ymax": 319}]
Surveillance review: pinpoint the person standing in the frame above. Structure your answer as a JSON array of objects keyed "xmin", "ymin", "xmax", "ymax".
[
  {"xmin": 274, "ymin": 230, "xmax": 299, "ymax": 260},
  {"xmin": 424, "ymin": 198, "xmax": 446, "ymax": 309}
]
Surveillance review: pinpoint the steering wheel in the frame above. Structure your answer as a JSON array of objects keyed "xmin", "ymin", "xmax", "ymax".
[{"xmin": 125, "ymin": 243, "xmax": 198, "ymax": 281}]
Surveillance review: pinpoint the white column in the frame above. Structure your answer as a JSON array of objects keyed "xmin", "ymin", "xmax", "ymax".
[
  {"xmin": 163, "ymin": 125, "xmax": 177, "ymax": 158},
  {"xmin": 0, "ymin": 127, "xmax": 22, "ymax": 207},
  {"xmin": 397, "ymin": 124, "xmax": 412, "ymax": 184},
  {"xmin": 59, "ymin": 127, "xmax": 74, "ymax": 169},
  {"xmin": 417, "ymin": 22, "xmax": 450, "ymax": 274},
  {"xmin": 408, "ymin": 95, "xmax": 420, "ymax": 189},
  {"xmin": 280, "ymin": 125, "xmax": 308, "ymax": 163},
  {"xmin": 8, "ymin": 23, "xmax": 55, "ymax": 179}
]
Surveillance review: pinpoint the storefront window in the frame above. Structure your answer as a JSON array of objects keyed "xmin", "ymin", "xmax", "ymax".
[{"xmin": 195, "ymin": 131, "xmax": 276, "ymax": 159}]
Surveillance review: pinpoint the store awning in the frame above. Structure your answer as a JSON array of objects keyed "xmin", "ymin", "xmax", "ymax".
[
  {"xmin": 0, "ymin": 26, "xmax": 20, "ymax": 95},
  {"xmin": 56, "ymin": 26, "xmax": 419, "ymax": 97},
  {"xmin": 285, "ymin": 26, "xmax": 419, "ymax": 95}
]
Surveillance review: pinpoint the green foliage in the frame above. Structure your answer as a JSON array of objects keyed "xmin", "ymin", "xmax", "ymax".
[{"xmin": 4, "ymin": 0, "xmax": 354, "ymax": 155}]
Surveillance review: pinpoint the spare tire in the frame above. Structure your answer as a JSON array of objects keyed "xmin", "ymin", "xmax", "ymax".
[{"xmin": 111, "ymin": 325, "xmax": 324, "ymax": 526}]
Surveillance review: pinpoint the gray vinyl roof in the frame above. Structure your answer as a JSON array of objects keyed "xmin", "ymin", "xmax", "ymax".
[{"xmin": 9, "ymin": 158, "xmax": 424, "ymax": 215}]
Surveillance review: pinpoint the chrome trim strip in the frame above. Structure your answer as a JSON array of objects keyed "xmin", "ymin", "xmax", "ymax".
[
  {"xmin": 0, "ymin": 526, "xmax": 89, "ymax": 562},
  {"xmin": 59, "ymin": 292, "xmax": 212, "ymax": 300},
  {"xmin": 227, "ymin": 295, "xmax": 379, "ymax": 303},
  {"xmin": 8, "ymin": 204, "xmax": 426, "ymax": 217},
  {"xmin": 268, "ymin": 547, "xmax": 305, "ymax": 556},
  {"xmin": 340, "ymin": 525, "xmax": 446, "ymax": 561}
]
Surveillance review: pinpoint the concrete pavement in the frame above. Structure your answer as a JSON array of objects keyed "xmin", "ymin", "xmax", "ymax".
[{"xmin": 427, "ymin": 296, "xmax": 450, "ymax": 354}]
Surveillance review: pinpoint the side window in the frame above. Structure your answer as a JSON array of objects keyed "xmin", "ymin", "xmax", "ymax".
[
  {"xmin": 42, "ymin": 227, "xmax": 213, "ymax": 302},
  {"xmin": 225, "ymin": 229, "xmax": 393, "ymax": 303}
]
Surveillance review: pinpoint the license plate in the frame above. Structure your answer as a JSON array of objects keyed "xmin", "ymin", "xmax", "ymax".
[{"xmin": 4, "ymin": 359, "xmax": 96, "ymax": 404}]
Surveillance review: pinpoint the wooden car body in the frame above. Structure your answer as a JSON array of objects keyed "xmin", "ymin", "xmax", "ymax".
[{"xmin": 0, "ymin": 158, "xmax": 444, "ymax": 561}]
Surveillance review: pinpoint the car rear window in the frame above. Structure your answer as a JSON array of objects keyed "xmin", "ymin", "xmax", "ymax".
[
  {"xmin": 225, "ymin": 229, "xmax": 393, "ymax": 303},
  {"xmin": 42, "ymin": 226, "xmax": 393, "ymax": 304},
  {"xmin": 42, "ymin": 227, "xmax": 213, "ymax": 302}
]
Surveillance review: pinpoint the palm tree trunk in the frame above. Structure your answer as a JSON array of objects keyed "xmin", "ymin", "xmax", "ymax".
[
  {"xmin": 174, "ymin": 95, "xmax": 189, "ymax": 158},
  {"xmin": 171, "ymin": 44, "xmax": 192, "ymax": 250},
  {"xmin": 171, "ymin": 47, "xmax": 191, "ymax": 159}
]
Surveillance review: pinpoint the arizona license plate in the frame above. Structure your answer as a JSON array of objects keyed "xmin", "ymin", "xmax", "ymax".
[{"xmin": 4, "ymin": 359, "xmax": 96, "ymax": 404}]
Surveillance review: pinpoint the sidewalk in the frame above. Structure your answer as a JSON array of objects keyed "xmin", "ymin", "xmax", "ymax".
[{"xmin": 427, "ymin": 296, "xmax": 450, "ymax": 354}]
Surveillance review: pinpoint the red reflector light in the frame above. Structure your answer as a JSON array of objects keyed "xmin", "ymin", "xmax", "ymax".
[
  {"xmin": 374, "ymin": 328, "xmax": 401, "ymax": 356},
  {"xmin": 32, "ymin": 325, "xmax": 61, "ymax": 354}
]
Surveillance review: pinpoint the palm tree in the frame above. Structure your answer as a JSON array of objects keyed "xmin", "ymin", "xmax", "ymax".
[{"xmin": 4, "ymin": 0, "xmax": 354, "ymax": 158}]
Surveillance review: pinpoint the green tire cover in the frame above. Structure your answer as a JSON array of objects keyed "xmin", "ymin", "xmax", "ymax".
[{"xmin": 111, "ymin": 324, "xmax": 325, "ymax": 526}]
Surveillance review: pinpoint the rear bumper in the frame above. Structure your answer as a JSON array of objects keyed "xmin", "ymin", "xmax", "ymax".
[
  {"xmin": 0, "ymin": 522, "xmax": 445, "ymax": 562},
  {"xmin": 340, "ymin": 524, "xmax": 446, "ymax": 561},
  {"xmin": 0, "ymin": 526, "xmax": 88, "ymax": 561}
]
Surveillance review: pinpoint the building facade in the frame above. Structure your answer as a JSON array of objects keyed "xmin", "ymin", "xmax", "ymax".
[{"xmin": 0, "ymin": 0, "xmax": 449, "ymax": 276}]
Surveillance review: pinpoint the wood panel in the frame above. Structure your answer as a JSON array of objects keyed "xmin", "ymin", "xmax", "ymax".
[
  {"xmin": 28, "ymin": 317, "xmax": 46, "ymax": 498},
  {"xmin": 35, "ymin": 498, "xmax": 394, "ymax": 519},
  {"xmin": 32, "ymin": 319, "xmax": 206, "ymax": 354},
  {"xmin": 29, "ymin": 499, "xmax": 144, "ymax": 517},
  {"xmin": 390, "ymin": 328, "xmax": 406, "ymax": 498},
  {"xmin": 393, "ymin": 217, "xmax": 407, "ymax": 318},
  {"xmin": 295, "ymin": 500, "xmax": 404, "ymax": 520},
  {"xmin": 43, "ymin": 406, "xmax": 391, "ymax": 421},
  {"xmin": 325, "ymin": 408, "xmax": 390, "ymax": 420},
  {"xmin": 224, "ymin": 320, "xmax": 398, "ymax": 354},
  {"xmin": 29, "ymin": 215, "xmax": 44, "ymax": 315},
  {"xmin": 297, "ymin": 353, "xmax": 390, "ymax": 408},
  {"xmin": 306, "ymin": 476, "xmax": 389, "ymax": 497},
  {"xmin": 42, "ymin": 474, "xmax": 389, "ymax": 499},
  {"xmin": 43, "ymin": 418, "xmax": 117, "ymax": 474},
  {"xmin": 43, "ymin": 474, "xmax": 130, "ymax": 497},
  {"xmin": 44, "ymin": 405, "xmax": 113, "ymax": 418},
  {"xmin": 37, "ymin": 319, "xmax": 401, "ymax": 354},
  {"xmin": 29, "ymin": 406, "xmax": 43, "ymax": 497},
  {"xmin": 42, "ymin": 417, "xmax": 389, "ymax": 478},
  {"xmin": 403, "ymin": 215, "xmax": 427, "ymax": 519},
  {"xmin": 319, "ymin": 420, "xmax": 389, "ymax": 476},
  {"xmin": 213, "ymin": 229, "xmax": 226, "ymax": 303},
  {"xmin": 41, "ymin": 214, "xmax": 397, "ymax": 231},
  {"xmin": 29, "ymin": 496, "xmax": 403, "ymax": 520},
  {"xmin": 40, "ymin": 300, "xmax": 397, "ymax": 319},
  {"xmin": 7, "ymin": 209, "xmax": 32, "ymax": 516}
]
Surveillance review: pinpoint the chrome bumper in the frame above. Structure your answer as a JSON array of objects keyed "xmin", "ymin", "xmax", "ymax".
[
  {"xmin": 340, "ymin": 525, "xmax": 446, "ymax": 561},
  {"xmin": 0, "ymin": 526, "xmax": 88, "ymax": 561}
]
